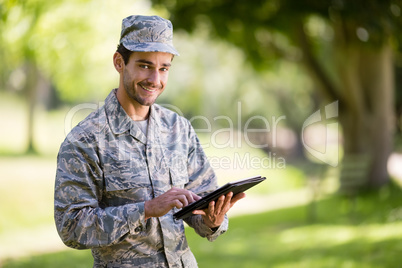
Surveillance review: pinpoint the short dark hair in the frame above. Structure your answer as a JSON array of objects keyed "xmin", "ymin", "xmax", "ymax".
[{"xmin": 116, "ymin": 44, "xmax": 133, "ymax": 65}]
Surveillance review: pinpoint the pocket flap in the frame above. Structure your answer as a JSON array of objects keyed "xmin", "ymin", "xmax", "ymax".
[
  {"xmin": 169, "ymin": 168, "xmax": 189, "ymax": 187},
  {"xmin": 104, "ymin": 160, "xmax": 149, "ymax": 191}
]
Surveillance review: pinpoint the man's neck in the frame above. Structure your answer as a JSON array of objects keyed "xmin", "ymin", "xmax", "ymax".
[{"xmin": 116, "ymin": 87, "xmax": 150, "ymax": 121}]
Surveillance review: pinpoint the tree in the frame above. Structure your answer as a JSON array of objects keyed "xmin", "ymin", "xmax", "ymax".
[
  {"xmin": 0, "ymin": 0, "xmax": 59, "ymax": 153},
  {"xmin": 151, "ymin": 0, "xmax": 402, "ymax": 192},
  {"xmin": 0, "ymin": 0, "xmax": 137, "ymax": 153}
]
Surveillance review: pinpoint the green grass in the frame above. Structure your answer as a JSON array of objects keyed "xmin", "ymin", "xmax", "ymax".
[
  {"xmin": 184, "ymin": 182, "xmax": 402, "ymax": 268},
  {"xmin": 3, "ymin": 182, "xmax": 402, "ymax": 268},
  {"xmin": 2, "ymin": 250, "xmax": 93, "ymax": 268},
  {"xmin": 0, "ymin": 156, "xmax": 56, "ymax": 232}
]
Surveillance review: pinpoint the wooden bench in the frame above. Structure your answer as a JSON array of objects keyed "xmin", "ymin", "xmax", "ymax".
[{"xmin": 339, "ymin": 154, "xmax": 371, "ymax": 195}]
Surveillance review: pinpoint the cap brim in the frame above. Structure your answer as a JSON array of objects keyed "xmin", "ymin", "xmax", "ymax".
[{"xmin": 123, "ymin": 42, "xmax": 179, "ymax": 56}]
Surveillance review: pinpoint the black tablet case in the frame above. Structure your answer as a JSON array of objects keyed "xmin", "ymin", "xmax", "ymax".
[{"xmin": 173, "ymin": 175, "xmax": 266, "ymax": 220}]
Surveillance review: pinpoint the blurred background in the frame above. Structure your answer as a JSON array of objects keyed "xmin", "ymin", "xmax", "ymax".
[{"xmin": 1, "ymin": 0, "xmax": 402, "ymax": 267}]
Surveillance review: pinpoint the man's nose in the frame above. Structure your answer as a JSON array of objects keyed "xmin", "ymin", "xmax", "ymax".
[{"xmin": 147, "ymin": 69, "xmax": 160, "ymax": 84}]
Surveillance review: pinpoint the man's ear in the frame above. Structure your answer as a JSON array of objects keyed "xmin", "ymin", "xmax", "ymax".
[{"xmin": 113, "ymin": 52, "xmax": 124, "ymax": 73}]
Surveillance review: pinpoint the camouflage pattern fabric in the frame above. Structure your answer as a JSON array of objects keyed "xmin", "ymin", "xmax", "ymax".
[
  {"xmin": 120, "ymin": 15, "xmax": 179, "ymax": 56},
  {"xmin": 54, "ymin": 89, "xmax": 228, "ymax": 267}
]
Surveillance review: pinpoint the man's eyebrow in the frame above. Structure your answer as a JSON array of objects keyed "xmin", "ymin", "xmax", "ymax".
[{"xmin": 135, "ymin": 59, "xmax": 171, "ymax": 67}]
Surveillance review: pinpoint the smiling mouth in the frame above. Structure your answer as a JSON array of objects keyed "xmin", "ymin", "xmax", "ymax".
[{"xmin": 139, "ymin": 84, "xmax": 157, "ymax": 93}]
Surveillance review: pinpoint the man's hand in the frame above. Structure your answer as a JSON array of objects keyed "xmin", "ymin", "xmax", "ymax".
[
  {"xmin": 144, "ymin": 187, "xmax": 201, "ymax": 220},
  {"xmin": 192, "ymin": 192, "xmax": 246, "ymax": 228}
]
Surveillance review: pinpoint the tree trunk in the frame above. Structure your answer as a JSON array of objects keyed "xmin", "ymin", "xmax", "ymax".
[
  {"xmin": 336, "ymin": 44, "xmax": 394, "ymax": 192},
  {"xmin": 25, "ymin": 61, "xmax": 38, "ymax": 154},
  {"xmin": 298, "ymin": 18, "xmax": 395, "ymax": 193}
]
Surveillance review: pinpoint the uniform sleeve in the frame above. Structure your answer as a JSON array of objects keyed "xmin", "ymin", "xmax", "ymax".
[
  {"xmin": 182, "ymin": 123, "xmax": 228, "ymax": 241},
  {"xmin": 54, "ymin": 128, "xmax": 146, "ymax": 249}
]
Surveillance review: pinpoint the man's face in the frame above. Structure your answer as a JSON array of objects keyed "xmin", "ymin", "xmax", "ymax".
[{"xmin": 122, "ymin": 51, "xmax": 172, "ymax": 107}]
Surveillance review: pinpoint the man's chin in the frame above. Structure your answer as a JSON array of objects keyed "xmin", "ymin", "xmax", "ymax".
[{"xmin": 133, "ymin": 96, "xmax": 156, "ymax": 107}]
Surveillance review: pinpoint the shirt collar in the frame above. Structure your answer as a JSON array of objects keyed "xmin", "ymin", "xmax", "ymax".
[
  {"xmin": 149, "ymin": 103, "xmax": 173, "ymax": 134},
  {"xmin": 105, "ymin": 89, "xmax": 132, "ymax": 135}
]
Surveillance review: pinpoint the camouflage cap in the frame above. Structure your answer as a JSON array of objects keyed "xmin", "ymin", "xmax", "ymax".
[{"xmin": 119, "ymin": 15, "xmax": 179, "ymax": 56}]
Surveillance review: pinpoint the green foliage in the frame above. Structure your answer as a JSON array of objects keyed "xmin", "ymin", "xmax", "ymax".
[
  {"xmin": 153, "ymin": 0, "xmax": 402, "ymax": 64},
  {"xmin": 152, "ymin": 0, "xmax": 401, "ymax": 191},
  {"xmin": 159, "ymin": 30, "xmax": 316, "ymax": 130},
  {"xmin": 0, "ymin": 0, "xmax": 154, "ymax": 102},
  {"xmin": 1, "ymin": 0, "xmax": 319, "ymax": 153}
]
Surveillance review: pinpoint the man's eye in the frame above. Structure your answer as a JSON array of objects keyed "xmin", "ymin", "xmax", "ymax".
[
  {"xmin": 140, "ymin": 65, "xmax": 149, "ymax": 69},
  {"xmin": 160, "ymin": 68, "xmax": 169, "ymax": 72}
]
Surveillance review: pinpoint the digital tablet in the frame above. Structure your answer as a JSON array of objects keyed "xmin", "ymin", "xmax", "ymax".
[{"xmin": 173, "ymin": 175, "xmax": 266, "ymax": 220}]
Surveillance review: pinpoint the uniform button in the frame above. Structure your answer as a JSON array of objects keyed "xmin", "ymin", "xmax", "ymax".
[{"xmin": 134, "ymin": 226, "xmax": 142, "ymax": 232}]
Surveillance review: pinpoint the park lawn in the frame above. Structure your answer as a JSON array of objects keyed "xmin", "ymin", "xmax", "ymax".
[
  {"xmin": 186, "ymin": 182, "xmax": 402, "ymax": 268},
  {"xmin": 3, "ymin": 181, "xmax": 402, "ymax": 268}
]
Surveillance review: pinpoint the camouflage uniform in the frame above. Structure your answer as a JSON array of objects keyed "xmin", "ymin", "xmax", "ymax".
[{"xmin": 54, "ymin": 89, "xmax": 228, "ymax": 267}]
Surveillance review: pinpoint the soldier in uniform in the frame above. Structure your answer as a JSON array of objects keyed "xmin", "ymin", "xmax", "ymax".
[{"xmin": 54, "ymin": 15, "xmax": 245, "ymax": 267}]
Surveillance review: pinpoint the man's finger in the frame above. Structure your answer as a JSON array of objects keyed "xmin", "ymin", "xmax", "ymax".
[
  {"xmin": 224, "ymin": 192, "xmax": 233, "ymax": 205},
  {"xmin": 173, "ymin": 189, "xmax": 199, "ymax": 207},
  {"xmin": 173, "ymin": 199, "xmax": 185, "ymax": 209},
  {"xmin": 209, "ymin": 201, "xmax": 215, "ymax": 215},
  {"xmin": 177, "ymin": 194, "xmax": 189, "ymax": 207},
  {"xmin": 192, "ymin": 209, "xmax": 207, "ymax": 216},
  {"xmin": 227, "ymin": 193, "xmax": 245, "ymax": 209},
  {"xmin": 186, "ymin": 191, "xmax": 199, "ymax": 204},
  {"xmin": 215, "ymin": 195, "xmax": 225, "ymax": 212},
  {"xmin": 192, "ymin": 192, "xmax": 201, "ymax": 201},
  {"xmin": 231, "ymin": 192, "xmax": 246, "ymax": 205},
  {"xmin": 183, "ymin": 192, "xmax": 193, "ymax": 205}
]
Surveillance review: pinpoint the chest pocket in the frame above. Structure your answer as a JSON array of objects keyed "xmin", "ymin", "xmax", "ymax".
[
  {"xmin": 168, "ymin": 152, "xmax": 189, "ymax": 188},
  {"xmin": 103, "ymin": 159, "xmax": 152, "ymax": 203}
]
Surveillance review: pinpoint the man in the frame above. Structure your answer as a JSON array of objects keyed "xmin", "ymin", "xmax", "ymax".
[{"xmin": 54, "ymin": 15, "xmax": 245, "ymax": 267}]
